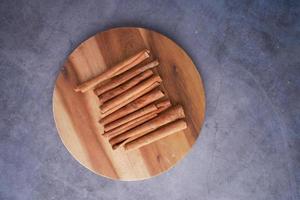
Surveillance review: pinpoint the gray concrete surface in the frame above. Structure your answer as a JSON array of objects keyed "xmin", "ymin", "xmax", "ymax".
[{"xmin": 0, "ymin": 0, "xmax": 299, "ymax": 199}]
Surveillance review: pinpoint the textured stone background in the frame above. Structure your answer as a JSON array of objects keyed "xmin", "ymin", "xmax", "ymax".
[{"xmin": 0, "ymin": 0, "xmax": 299, "ymax": 199}]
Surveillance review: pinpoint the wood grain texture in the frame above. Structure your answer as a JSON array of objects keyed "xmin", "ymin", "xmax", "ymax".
[{"xmin": 52, "ymin": 27, "xmax": 206, "ymax": 180}]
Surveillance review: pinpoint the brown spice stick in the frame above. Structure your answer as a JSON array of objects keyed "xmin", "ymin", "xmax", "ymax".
[
  {"xmin": 112, "ymin": 100, "xmax": 172, "ymax": 149},
  {"xmin": 94, "ymin": 60, "xmax": 159, "ymax": 96},
  {"xmin": 98, "ymin": 70, "xmax": 153, "ymax": 104},
  {"xmin": 154, "ymin": 100, "xmax": 172, "ymax": 113},
  {"xmin": 100, "ymin": 75, "xmax": 162, "ymax": 114},
  {"xmin": 103, "ymin": 112, "xmax": 158, "ymax": 139},
  {"xmin": 75, "ymin": 49, "xmax": 150, "ymax": 93},
  {"xmin": 100, "ymin": 82, "xmax": 161, "ymax": 117},
  {"xmin": 99, "ymin": 89, "xmax": 165, "ymax": 124},
  {"xmin": 104, "ymin": 100, "xmax": 172, "ymax": 137},
  {"xmin": 104, "ymin": 104, "xmax": 157, "ymax": 132},
  {"xmin": 109, "ymin": 105, "xmax": 185, "ymax": 146},
  {"xmin": 104, "ymin": 100, "xmax": 171, "ymax": 132},
  {"xmin": 124, "ymin": 120, "xmax": 187, "ymax": 151}
]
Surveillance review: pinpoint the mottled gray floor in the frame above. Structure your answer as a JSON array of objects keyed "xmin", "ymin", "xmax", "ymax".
[{"xmin": 0, "ymin": 0, "xmax": 299, "ymax": 199}]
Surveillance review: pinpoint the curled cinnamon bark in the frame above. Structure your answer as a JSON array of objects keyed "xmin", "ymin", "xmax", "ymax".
[
  {"xmin": 75, "ymin": 49, "xmax": 150, "ymax": 93},
  {"xmin": 94, "ymin": 60, "xmax": 159, "ymax": 96},
  {"xmin": 99, "ymin": 88, "xmax": 165, "ymax": 124},
  {"xmin": 104, "ymin": 104, "xmax": 157, "ymax": 132},
  {"xmin": 124, "ymin": 120, "xmax": 187, "ymax": 151},
  {"xmin": 109, "ymin": 105, "xmax": 185, "ymax": 146},
  {"xmin": 98, "ymin": 70, "xmax": 153, "ymax": 104},
  {"xmin": 104, "ymin": 100, "xmax": 171, "ymax": 132},
  {"xmin": 111, "ymin": 101, "xmax": 174, "ymax": 149},
  {"xmin": 103, "ymin": 112, "xmax": 158, "ymax": 139},
  {"xmin": 104, "ymin": 100, "xmax": 171, "ymax": 138},
  {"xmin": 100, "ymin": 75, "xmax": 162, "ymax": 115}
]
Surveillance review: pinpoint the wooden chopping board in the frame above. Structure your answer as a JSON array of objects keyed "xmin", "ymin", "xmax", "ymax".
[{"xmin": 53, "ymin": 27, "xmax": 205, "ymax": 180}]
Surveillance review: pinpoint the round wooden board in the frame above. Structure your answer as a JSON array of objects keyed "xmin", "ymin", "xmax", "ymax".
[{"xmin": 53, "ymin": 27, "xmax": 205, "ymax": 180}]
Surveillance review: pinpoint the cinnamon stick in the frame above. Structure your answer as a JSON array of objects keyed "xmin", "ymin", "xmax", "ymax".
[
  {"xmin": 109, "ymin": 105, "xmax": 185, "ymax": 146},
  {"xmin": 104, "ymin": 104, "xmax": 157, "ymax": 132},
  {"xmin": 98, "ymin": 70, "xmax": 153, "ymax": 104},
  {"xmin": 99, "ymin": 88, "xmax": 165, "ymax": 124},
  {"xmin": 104, "ymin": 100, "xmax": 172, "ymax": 136},
  {"xmin": 104, "ymin": 100, "xmax": 171, "ymax": 132},
  {"xmin": 154, "ymin": 100, "xmax": 172, "ymax": 113},
  {"xmin": 111, "ymin": 100, "xmax": 173, "ymax": 149},
  {"xmin": 124, "ymin": 120, "xmax": 187, "ymax": 151},
  {"xmin": 100, "ymin": 75, "xmax": 162, "ymax": 114},
  {"xmin": 94, "ymin": 60, "xmax": 159, "ymax": 96},
  {"xmin": 74, "ymin": 49, "xmax": 150, "ymax": 93},
  {"xmin": 103, "ymin": 112, "xmax": 158, "ymax": 139}
]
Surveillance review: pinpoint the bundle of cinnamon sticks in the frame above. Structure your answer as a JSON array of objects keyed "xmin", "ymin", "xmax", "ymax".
[{"xmin": 75, "ymin": 49, "xmax": 188, "ymax": 151}]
